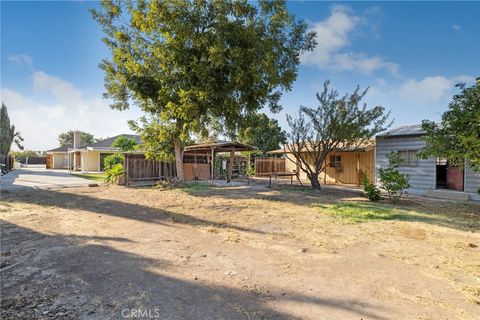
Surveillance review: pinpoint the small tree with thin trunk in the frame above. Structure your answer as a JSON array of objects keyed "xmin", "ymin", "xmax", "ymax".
[{"xmin": 286, "ymin": 81, "xmax": 391, "ymax": 190}]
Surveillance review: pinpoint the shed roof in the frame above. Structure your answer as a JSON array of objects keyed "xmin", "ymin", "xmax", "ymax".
[
  {"xmin": 184, "ymin": 141, "xmax": 255, "ymax": 153},
  {"xmin": 378, "ymin": 124, "xmax": 425, "ymax": 137}
]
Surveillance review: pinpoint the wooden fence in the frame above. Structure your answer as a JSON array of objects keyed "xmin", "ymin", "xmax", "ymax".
[
  {"xmin": 254, "ymin": 157, "xmax": 286, "ymax": 176},
  {"xmin": 124, "ymin": 154, "xmax": 177, "ymax": 186},
  {"xmin": 15, "ymin": 156, "xmax": 47, "ymax": 165}
]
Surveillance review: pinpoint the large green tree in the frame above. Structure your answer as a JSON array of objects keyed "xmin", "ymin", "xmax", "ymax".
[
  {"xmin": 286, "ymin": 81, "xmax": 391, "ymax": 190},
  {"xmin": 92, "ymin": 0, "xmax": 316, "ymax": 180},
  {"xmin": 58, "ymin": 130, "xmax": 96, "ymax": 147},
  {"xmin": 420, "ymin": 81, "xmax": 480, "ymax": 171},
  {"xmin": 0, "ymin": 103, "xmax": 23, "ymax": 155},
  {"xmin": 237, "ymin": 113, "xmax": 286, "ymax": 153}
]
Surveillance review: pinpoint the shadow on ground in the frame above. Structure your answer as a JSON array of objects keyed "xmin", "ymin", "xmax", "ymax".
[
  {"xmin": 179, "ymin": 182, "xmax": 480, "ymax": 231},
  {"xmin": 0, "ymin": 221, "xmax": 388, "ymax": 320},
  {"xmin": 1, "ymin": 187, "xmax": 264, "ymax": 235}
]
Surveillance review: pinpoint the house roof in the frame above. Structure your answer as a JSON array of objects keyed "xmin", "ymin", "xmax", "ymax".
[
  {"xmin": 378, "ymin": 124, "xmax": 425, "ymax": 137},
  {"xmin": 268, "ymin": 139, "xmax": 375, "ymax": 154},
  {"xmin": 46, "ymin": 134, "xmax": 141, "ymax": 153},
  {"xmin": 46, "ymin": 144, "xmax": 74, "ymax": 153},
  {"xmin": 184, "ymin": 140, "xmax": 255, "ymax": 153},
  {"xmin": 84, "ymin": 134, "xmax": 141, "ymax": 150}
]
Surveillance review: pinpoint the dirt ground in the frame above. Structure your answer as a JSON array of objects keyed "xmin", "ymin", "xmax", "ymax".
[{"xmin": 1, "ymin": 182, "xmax": 480, "ymax": 319}]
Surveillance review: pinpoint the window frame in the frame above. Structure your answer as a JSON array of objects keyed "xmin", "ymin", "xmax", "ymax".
[
  {"xmin": 329, "ymin": 155, "xmax": 342, "ymax": 168},
  {"xmin": 397, "ymin": 150, "xmax": 419, "ymax": 167}
]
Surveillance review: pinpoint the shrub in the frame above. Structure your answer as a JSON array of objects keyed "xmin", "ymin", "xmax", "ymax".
[
  {"xmin": 103, "ymin": 153, "xmax": 124, "ymax": 171},
  {"xmin": 361, "ymin": 174, "xmax": 381, "ymax": 202},
  {"xmin": 105, "ymin": 163, "xmax": 125, "ymax": 183},
  {"xmin": 378, "ymin": 151, "xmax": 410, "ymax": 203}
]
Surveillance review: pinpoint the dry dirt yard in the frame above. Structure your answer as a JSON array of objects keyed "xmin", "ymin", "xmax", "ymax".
[{"xmin": 1, "ymin": 182, "xmax": 480, "ymax": 320}]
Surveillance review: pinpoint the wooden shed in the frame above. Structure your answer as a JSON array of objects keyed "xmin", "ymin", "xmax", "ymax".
[{"xmin": 267, "ymin": 141, "xmax": 375, "ymax": 186}]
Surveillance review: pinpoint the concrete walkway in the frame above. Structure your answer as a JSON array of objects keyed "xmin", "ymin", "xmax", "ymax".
[{"xmin": 0, "ymin": 167, "xmax": 95, "ymax": 191}]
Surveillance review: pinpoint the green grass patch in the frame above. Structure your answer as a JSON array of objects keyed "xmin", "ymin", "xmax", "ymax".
[
  {"xmin": 315, "ymin": 201, "xmax": 446, "ymax": 224},
  {"xmin": 75, "ymin": 173, "xmax": 107, "ymax": 182}
]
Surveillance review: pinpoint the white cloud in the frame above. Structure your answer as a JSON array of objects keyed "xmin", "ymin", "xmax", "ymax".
[
  {"xmin": 452, "ymin": 24, "xmax": 462, "ymax": 31},
  {"xmin": 452, "ymin": 74, "xmax": 475, "ymax": 83},
  {"xmin": 363, "ymin": 75, "xmax": 461, "ymax": 127},
  {"xmin": 399, "ymin": 76, "xmax": 454, "ymax": 103},
  {"xmin": 8, "ymin": 54, "xmax": 33, "ymax": 68},
  {"xmin": 0, "ymin": 71, "xmax": 141, "ymax": 151},
  {"xmin": 302, "ymin": 6, "xmax": 399, "ymax": 75},
  {"xmin": 365, "ymin": 74, "xmax": 475, "ymax": 126}
]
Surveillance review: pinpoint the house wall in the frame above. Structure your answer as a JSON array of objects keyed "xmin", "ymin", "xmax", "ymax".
[
  {"xmin": 375, "ymin": 135, "xmax": 480, "ymax": 200},
  {"xmin": 51, "ymin": 153, "xmax": 69, "ymax": 169},
  {"xmin": 80, "ymin": 151, "xmax": 100, "ymax": 172},
  {"xmin": 285, "ymin": 150, "xmax": 374, "ymax": 185},
  {"xmin": 465, "ymin": 162, "xmax": 480, "ymax": 201},
  {"xmin": 375, "ymin": 136, "xmax": 435, "ymax": 194}
]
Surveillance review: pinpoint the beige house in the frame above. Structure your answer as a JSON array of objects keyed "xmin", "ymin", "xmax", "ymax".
[{"xmin": 46, "ymin": 134, "xmax": 141, "ymax": 172}]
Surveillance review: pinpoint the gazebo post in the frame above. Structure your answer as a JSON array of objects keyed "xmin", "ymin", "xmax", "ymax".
[
  {"xmin": 194, "ymin": 151, "xmax": 197, "ymax": 180},
  {"xmin": 211, "ymin": 147, "xmax": 215, "ymax": 185},
  {"xmin": 247, "ymin": 151, "xmax": 251, "ymax": 185}
]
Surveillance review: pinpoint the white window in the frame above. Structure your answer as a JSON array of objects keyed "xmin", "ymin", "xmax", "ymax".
[{"xmin": 397, "ymin": 150, "xmax": 418, "ymax": 167}]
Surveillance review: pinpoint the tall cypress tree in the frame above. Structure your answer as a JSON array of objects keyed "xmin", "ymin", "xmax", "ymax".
[{"xmin": 0, "ymin": 103, "xmax": 24, "ymax": 155}]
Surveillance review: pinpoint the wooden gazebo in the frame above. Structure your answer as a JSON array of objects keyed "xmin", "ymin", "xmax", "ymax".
[{"xmin": 184, "ymin": 141, "xmax": 255, "ymax": 183}]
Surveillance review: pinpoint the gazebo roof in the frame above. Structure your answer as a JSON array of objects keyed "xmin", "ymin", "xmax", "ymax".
[{"xmin": 184, "ymin": 141, "xmax": 255, "ymax": 153}]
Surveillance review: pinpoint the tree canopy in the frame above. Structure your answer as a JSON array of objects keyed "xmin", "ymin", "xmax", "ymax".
[
  {"xmin": 237, "ymin": 113, "xmax": 286, "ymax": 153},
  {"xmin": 420, "ymin": 81, "xmax": 480, "ymax": 172},
  {"xmin": 0, "ymin": 103, "xmax": 23, "ymax": 155},
  {"xmin": 286, "ymin": 81, "xmax": 391, "ymax": 189},
  {"xmin": 58, "ymin": 130, "xmax": 97, "ymax": 147},
  {"xmin": 111, "ymin": 135, "xmax": 138, "ymax": 152},
  {"xmin": 92, "ymin": 0, "xmax": 316, "ymax": 179}
]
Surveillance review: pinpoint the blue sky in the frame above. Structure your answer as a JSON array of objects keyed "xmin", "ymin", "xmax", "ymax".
[{"xmin": 1, "ymin": 1, "xmax": 479, "ymax": 150}]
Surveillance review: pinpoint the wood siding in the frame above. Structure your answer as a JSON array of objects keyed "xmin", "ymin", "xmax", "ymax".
[
  {"xmin": 285, "ymin": 150, "xmax": 374, "ymax": 185},
  {"xmin": 183, "ymin": 163, "xmax": 210, "ymax": 180},
  {"xmin": 255, "ymin": 158, "xmax": 286, "ymax": 175}
]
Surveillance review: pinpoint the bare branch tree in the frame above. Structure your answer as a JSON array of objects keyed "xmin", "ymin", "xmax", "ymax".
[{"xmin": 286, "ymin": 81, "xmax": 392, "ymax": 190}]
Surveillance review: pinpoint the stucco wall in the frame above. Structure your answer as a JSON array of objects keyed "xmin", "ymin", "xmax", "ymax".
[
  {"xmin": 80, "ymin": 151, "xmax": 100, "ymax": 172},
  {"xmin": 52, "ymin": 153, "xmax": 69, "ymax": 169}
]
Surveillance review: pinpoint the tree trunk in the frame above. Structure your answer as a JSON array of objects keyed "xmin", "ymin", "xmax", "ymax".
[
  {"xmin": 308, "ymin": 172, "xmax": 321, "ymax": 190},
  {"xmin": 173, "ymin": 138, "xmax": 184, "ymax": 181},
  {"xmin": 227, "ymin": 151, "xmax": 234, "ymax": 183}
]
